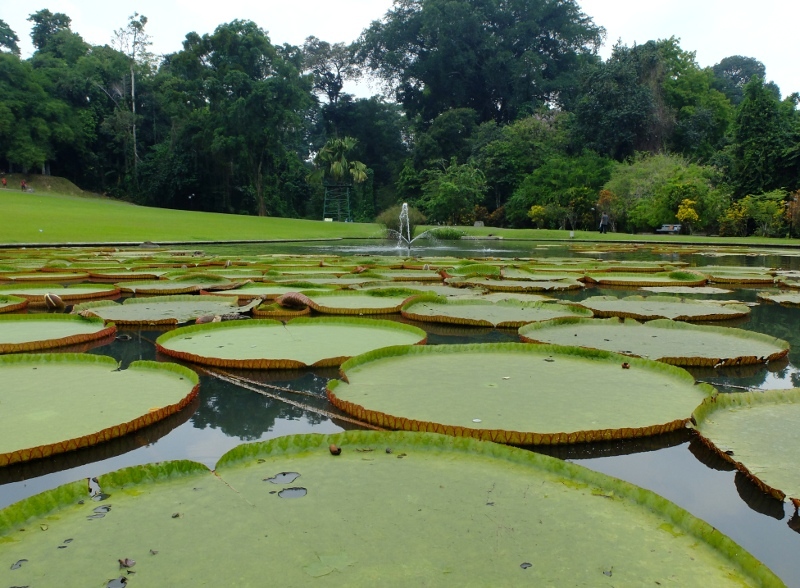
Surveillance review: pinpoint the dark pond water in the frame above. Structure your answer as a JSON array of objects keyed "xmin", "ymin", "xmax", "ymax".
[{"xmin": 3, "ymin": 238, "xmax": 800, "ymax": 585}]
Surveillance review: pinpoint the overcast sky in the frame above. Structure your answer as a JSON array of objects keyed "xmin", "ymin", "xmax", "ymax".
[{"xmin": 4, "ymin": 0, "xmax": 799, "ymax": 97}]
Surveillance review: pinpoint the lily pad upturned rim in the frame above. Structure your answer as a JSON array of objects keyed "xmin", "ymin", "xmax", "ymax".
[
  {"xmin": 301, "ymin": 288, "xmax": 423, "ymax": 315},
  {"xmin": 583, "ymin": 271, "xmax": 708, "ymax": 287},
  {"xmin": 0, "ymin": 294, "xmax": 28, "ymax": 314},
  {"xmin": 400, "ymin": 294, "xmax": 593, "ymax": 328},
  {"xmin": 519, "ymin": 317, "xmax": 790, "ymax": 367},
  {"xmin": 0, "ymin": 431, "xmax": 782, "ymax": 587},
  {"xmin": 329, "ymin": 342, "xmax": 714, "ymax": 445},
  {"xmin": 577, "ymin": 295, "xmax": 751, "ymax": 321},
  {"xmin": 73, "ymin": 295, "xmax": 241, "ymax": 325},
  {"xmin": 0, "ymin": 354, "xmax": 199, "ymax": 467},
  {"xmin": 757, "ymin": 291, "xmax": 800, "ymax": 307},
  {"xmin": 156, "ymin": 317, "xmax": 428, "ymax": 369},
  {"xmin": 0, "ymin": 314, "xmax": 117, "ymax": 353},
  {"xmin": 0, "ymin": 283, "xmax": 121, "ymax": 304},
  {"xmin": 692, "ymin": 389, "xmax": 800, "ymax": 508}
]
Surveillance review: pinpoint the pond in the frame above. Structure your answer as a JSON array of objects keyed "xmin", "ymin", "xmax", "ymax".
[{"xmin": 2, "ymin": 238, "xmax": 800, "ymax": 585}]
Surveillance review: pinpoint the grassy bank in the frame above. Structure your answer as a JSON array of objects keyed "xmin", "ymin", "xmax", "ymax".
[
  {"xmin": 0, "ymin": 188, "xmax": 381, "ymax": 244},
  {"xmin": 2, "ymin": 184, "xmax": 800, "ymax": 247}
]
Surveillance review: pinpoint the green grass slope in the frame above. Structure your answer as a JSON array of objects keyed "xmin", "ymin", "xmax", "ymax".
[{"xmin": 0, "ymin": 187, "xmax": 381, "ymax": 244}]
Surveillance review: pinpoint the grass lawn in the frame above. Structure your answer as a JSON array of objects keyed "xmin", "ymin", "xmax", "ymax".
[
  {"xmin": 0, "ymin": 187, "xmax": 381, "ymax": 244},
  {"xmin": 1, "ymin": 179, "xmax": 800, "ymax": 247}
]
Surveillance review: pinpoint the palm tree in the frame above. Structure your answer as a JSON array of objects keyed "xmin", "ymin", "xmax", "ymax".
[
  {"xmin": 313, "ymin": 137, "xmax": 368, "ymax": 183},
  {"xmin": 313, "ymin": 137, "xmax": 368, "ymax": 221}
]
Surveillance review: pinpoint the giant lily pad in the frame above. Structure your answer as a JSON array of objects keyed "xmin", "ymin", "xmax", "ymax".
[
  {"xmin": 299, "ymin": 289, "xmax": 422, "ymax": 315},
  {"xmin": 583, "ymin": 271, "xmax": 707, "ymax": 287},
  {"xmin": 446, "ymin": 276, "xmax": 584, "ymax": 292},
  {"xmin": 0, "ymin": 432, "xmax": 781, "ymax": 586},
  {"xmin": 577, "ymin": 295, "xmax": 751, "ymax": 321},
  {"xmin": 0, "ymin": 354, "xmax": 198, "ymax": 466},
  {"xmin": 0, "ymin": 314, "xmax": 116, "ymax": 353},
  {"xmin": 118, "ymin": 275, "xmax": 246, "ymax": 295},
  {"xmin": 156, "ymin": 317, "xmax": 427, "ymax": 369},
  {"xmin": 329, "ymin": 343, "xmax": 713, "ymax": 445},
  {"xmin": 693, "ymin": 389, "xmax": 800, "ymax": 507},
  {"xmin": 757, "ymin": 291, "xmax": 800, "ymax": 307},
  {"xmin": 519, "ymin": 318, "xmax": 789, "ymax": 367},
  {"xmin": 401, "ymin": 295, "xmax": 591, "ymax": 328},
  {"xmin": 73, "ymin": 295, "xmax": 255, "ymax": 325},
  {"xmin": 0, "ymin": 283, "xmax": 120, "ymax": 306},
  {"xmin": 0, "ymin": 294, "xmax": 27, "ymax": 313}
]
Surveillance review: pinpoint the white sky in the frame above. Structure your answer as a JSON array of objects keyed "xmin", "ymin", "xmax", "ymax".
[{"xmin": 4, "ymin": 0, "xmax": 799, "ymax": 97}]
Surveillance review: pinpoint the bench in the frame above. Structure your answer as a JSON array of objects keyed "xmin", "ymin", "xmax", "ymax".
[{"xmin": 656, "ymin": 224, "xmax": 681, "ymax": 234}]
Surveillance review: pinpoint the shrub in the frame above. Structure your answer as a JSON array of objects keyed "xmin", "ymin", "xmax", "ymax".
[{"xmin": 427, "ymin": 227, "xmax": 465, "ymax": 240}]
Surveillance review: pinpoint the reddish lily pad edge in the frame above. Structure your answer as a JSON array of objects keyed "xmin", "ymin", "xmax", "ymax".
[
  {"xmin": 0, "ymin": 354, "xmax": 199, "ymax": 467},
  {"xmin": 328, "ymin": 342, "xmax": 716, "ymax": 445},
  {"xmin": 692, "ymin": 389, "xmax": 800, "ymax": 508}
]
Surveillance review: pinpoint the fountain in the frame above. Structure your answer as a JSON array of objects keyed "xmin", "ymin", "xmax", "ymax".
[{"xmin": 387, "ymin": 202, "xmax": 434, "ymax": 254}]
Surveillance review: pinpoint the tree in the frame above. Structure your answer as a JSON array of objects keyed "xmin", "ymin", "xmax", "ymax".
[
  {"xmin": 160, "ymin": 20, "xmax": 314, "ymax": 216},
  {"xmin": 113, "ymin": 13, "xmax": 154, "ymax": 171},
  {"xmin": 741, "ymin": 190, "xmax": 787, "ymax": 237},
  {"xmin": 0, "ymin": 19, "xmax": 20, "ymax": 55},
  {"xmin": 473, "ymin": 112, "xmax": 567, "ymax": 211},
  {"xmin": 603, "ymin": 153, "xmax": 729, "ymax": 233},
  {"xmin": 27, "ymin": 9, "xmax": 72, "ymax": 51},
  {"xmin": 419, "ymin": 158, "xmax": 486, "ymax": 224},
  {"xmin": 712, "ymin": 56, "xmax": 773, "ymax": 105},
  {"xmin": 727, "ymin": 76, "xmax": 793, "ymax": 198},
  {"xmin": 302, "ymin": 36, "xmax": 360, "ymax": 105},
  {"xmin": 505, "ymin": 151, "xmax": 612, "ymax": 228},
  {"xmin": 357, "ymin": 0, "xmax": 604, "ymax": 124},
  {"xmin": 572, "ymin": 38, "xmax": 726, "ymax": 161},
  {"xmin": 313, "ymin": 137, "xmax": 368, "ymax": 183}
]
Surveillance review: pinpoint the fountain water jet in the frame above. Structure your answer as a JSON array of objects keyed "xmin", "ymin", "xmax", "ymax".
[{"xmin": 386, "ymin": 202, "xmax": 435, "ymax": 254}]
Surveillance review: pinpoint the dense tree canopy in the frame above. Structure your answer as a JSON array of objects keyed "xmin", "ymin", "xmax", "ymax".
[
  {"xmin": 357, "ymin": 0, "xmax": 604, "ymax": 124},
  {"xmin": 2, "ymin": 6, "xmax": 799, "ymax": 236}
]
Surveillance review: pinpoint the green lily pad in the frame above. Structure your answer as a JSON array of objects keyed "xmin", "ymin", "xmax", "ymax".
[
  {"xmin": 446, "ymin": 277, "xmax": 584, "ymax": 293},
  {"xmin": 203, "ymin": 282, "xmax": 337, "ymax": 300},
  {"xmin": 640, "ymin": 286, "xmax": 733, "ymax": 294},
  {"xmin": 757, "ymin": 291, "xmax": 800, "ymax": 307},
  {"xmin": 519, "ymin": 317, "xmax": 789, "ymax": 367},
  {"xmin": 0, "ymin": 432, "xmax": 781, "ymax": 586},
  {"xmin": 0, "ymin": 354, "xmax": 199, "ymax": 467},
  {"xmin": 302, "ymin": 289, "xmax": 421, "ymax": 315},
  {"xmin": 577, "ymin": 295, "xmax": 751, "ymax": 321},
  {"xmin": 583, "ymin": 271, "xmax": 707, "ymax": 287},
  {"xmin": 118, "ymin": 275, "xmax": 247, "ymax": 294},
  {"xmin": 401, "ymin": 295, "xmax": 591, "ymax": 328},
  {"xmin": 329, "ymin": 343, "xmax": 713, "ymax": 445},
  {"xmin": 156, "ymin": 317, "xmax": 427, "ymax": 369},
  {"xmin": 73, "ymin": 295, "xmax": 254, "ymax": 325},
  {"xmin": 87, "ymin": 269, "xmax": 170, "ymax": 280},
  {"xmin": 0, "ymin": 314, "xmax": 116, "ymax": 353},
  {"xmin": 0, "ymin": 294, "xmax": 28, "ymax": 313},
  {"xmin": 693, "ymin": 389, "xmax": 800, "ymax": 507},
  {"xmin": 5, "ymin": 271, "xmax": 90, "ymax": 282},
  {"xmin": 0, "ymin": 283, "xmax": 121, "ymax": 306}
]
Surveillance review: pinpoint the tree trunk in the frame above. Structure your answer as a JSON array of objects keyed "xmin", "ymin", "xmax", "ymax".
[
  {"xmin": 131, "ymin": 64, "xmax": 138, "ymax": 171},
  {"xmin": 256, "ymin": 160, "xmax": 265, "ymax": 217}
]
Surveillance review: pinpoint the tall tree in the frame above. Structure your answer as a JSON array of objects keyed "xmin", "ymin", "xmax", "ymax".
[
  {"xmin": 0, "ymin": 19, "xmax": 20, "ymax": 55},
  {"xmin": 712, "ymin": 56, "xmax": 772, "ymax": 105},
  {"xmin": 727, "ymin": 76, "xmax": 799, "ymax": 198},
  {"xmin": 357, "ymin": 0, "xmax": 604, "ymax": 124},
  {"xmin": 27, "ymin": 9, "xmax": 72, "ymax": 51},
  {"xmin": 302, "ymin": 36, "xmax": 360, "ymax": 105},
  {"xmin": 113, "ymin": 13, "xmax": 154, "ymax": 171},
  {"xmin": 163, "ymin": 20, "xmax": 313, "ymax": 216}
]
